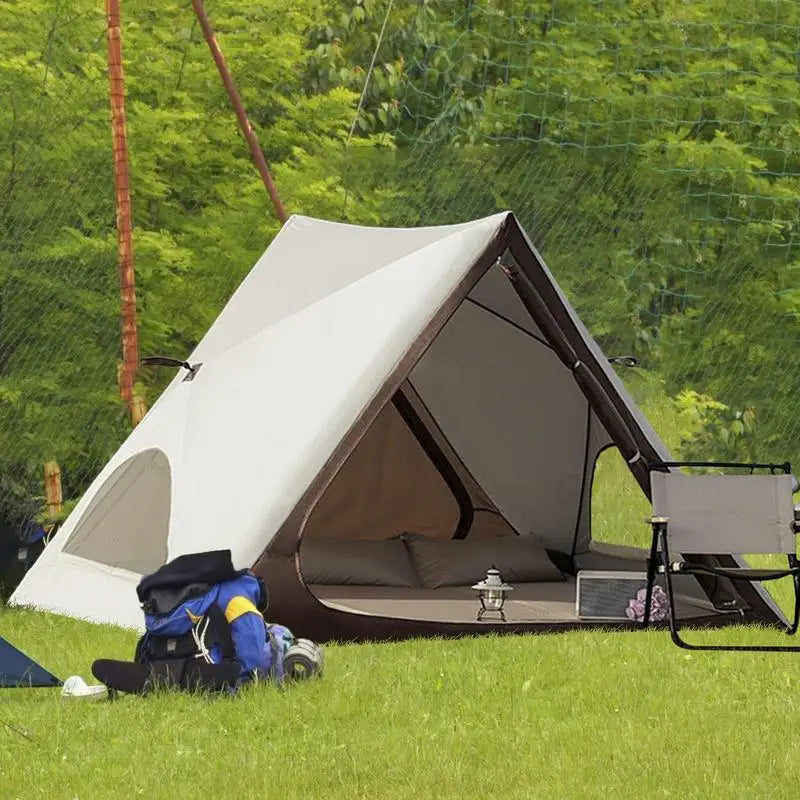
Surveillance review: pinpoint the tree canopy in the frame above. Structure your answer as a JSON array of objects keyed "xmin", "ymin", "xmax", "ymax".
[{"xmin": 0, "ymin": 0, "xmax": 798, "ymax": 542}]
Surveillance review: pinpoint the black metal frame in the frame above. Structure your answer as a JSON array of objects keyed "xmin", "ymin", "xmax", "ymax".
[
  {"xmin": 642, "ymin": 460, "xmax": 800, "ymax": 652},
  {"xmin": 651, "ymin": 459, "xmax": 792, "ymax": 475},
  {"xmin": 476, "ymin": 600, "xmax": 507, "ymax": 623}
]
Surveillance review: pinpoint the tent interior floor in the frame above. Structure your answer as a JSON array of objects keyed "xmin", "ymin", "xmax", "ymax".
[{"xmin": 306, "ymin": 579, "xmax": 718, "ymax": 625}]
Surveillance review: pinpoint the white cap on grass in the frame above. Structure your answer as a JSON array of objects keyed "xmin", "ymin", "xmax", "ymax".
[{"xmin": 61, "ymin": 675, "xmax": 108, "ymax": 701}]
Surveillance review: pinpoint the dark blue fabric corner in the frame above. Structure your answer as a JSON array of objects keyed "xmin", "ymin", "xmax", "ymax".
[{"xmin": 0, "ymin": 637, "xmax": 60, "ymax": 688}]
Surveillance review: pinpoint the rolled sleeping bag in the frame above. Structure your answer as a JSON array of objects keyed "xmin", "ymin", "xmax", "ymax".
[{"xmin": 283, "ymin": 638, "xmax": 324, "ymax": 680}]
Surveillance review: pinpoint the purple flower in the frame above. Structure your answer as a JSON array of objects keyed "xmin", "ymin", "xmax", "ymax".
[{"xmin": 626, "ymin": 586, "xmax": 669, "ymax": 622}]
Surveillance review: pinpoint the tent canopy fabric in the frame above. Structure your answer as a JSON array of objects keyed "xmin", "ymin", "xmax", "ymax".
[
  {"xmin": 9, "ymin": 212, "xmax": 780, "ymax": 636},
  {"xmin": 0, "ymin": 637, "xmax": 60, "ymax": 688}
]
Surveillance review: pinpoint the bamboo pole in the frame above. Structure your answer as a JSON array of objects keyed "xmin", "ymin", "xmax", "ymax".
[
  {"xmin": 105, "ymin": 0, "xmax": 143, "ymax": 421},
  {"xmin": 191, "ymin": 0, "xmax": 288, "ymax": 225},
  {"xmin": 44, "ymin": 461, "xmax": 63, "ymax": 519},
  {"xmin": 130, "ymin": 394, "xmax": 148, "ymax": 425}
]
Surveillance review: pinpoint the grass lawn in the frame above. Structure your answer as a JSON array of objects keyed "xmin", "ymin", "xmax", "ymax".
[
  {"xmin": 2, "ymin": 371, "xmax": 798, "ymax": 799},
  {"xmin": 2, "ymin": 609, "xmax": 800, "ymax": 800}
]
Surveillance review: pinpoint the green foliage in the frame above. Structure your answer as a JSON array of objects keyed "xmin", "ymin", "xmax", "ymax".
[
  {"xmin": 0, "ymin": 0, "xmax": 385, "ymax": 535},
  {"xmin": 318, "ymin": 0, "xmax": 800, "ymax": 467},
  {"xmin": 1, "ymin": 0, "xmax": 799, "ymax": 542},
  {"xmin": 674, "ymin": 390, "xmax": 761, "ymax": 463}
]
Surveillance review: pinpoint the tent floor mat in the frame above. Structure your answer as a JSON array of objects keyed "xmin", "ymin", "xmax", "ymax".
[
  {"xmin": 309, "ymin": 580, "xmax": 579, "ymax": 623},
  {"xmin": 307, "ymin": 579, "xmax": 718, "ymax": 624}
]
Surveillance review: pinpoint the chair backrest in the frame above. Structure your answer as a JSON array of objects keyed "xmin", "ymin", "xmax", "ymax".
[{"xmin": 650, "ymin": 472, "xmax": 796, "ymax": 555}]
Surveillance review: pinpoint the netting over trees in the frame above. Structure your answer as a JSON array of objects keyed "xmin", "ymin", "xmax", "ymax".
[
  {"xmin": 329, "ymin": 0, "xmax": 800, "ymax": 463},
  {"xmin": 0, "ymin": 0, "xmax": 378, "ymax": 547},
  {"xmin": 1, "ymin": 0, "xmax": 798, "ymax": 553}
]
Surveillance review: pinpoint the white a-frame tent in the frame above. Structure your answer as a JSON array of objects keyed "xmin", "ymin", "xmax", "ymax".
[{"xmin": 11, "ymin": 212, "xmax": 780, "ymax": 639}]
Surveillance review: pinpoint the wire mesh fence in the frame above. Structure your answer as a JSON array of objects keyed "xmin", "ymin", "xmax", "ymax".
[
  {"xmin": 0, "ymin": 0, "xmax": 798, "ymax": 553},
  {"xmin": 356, "ymin": 0, "xmax": 800, "ymax": 467}
]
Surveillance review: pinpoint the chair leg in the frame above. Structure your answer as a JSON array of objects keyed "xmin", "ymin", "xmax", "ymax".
[
  {"xmin": 642, "ymin": 523, "xmax": 661, "ymax": 628},
  {"xmin": 662, "ymin": 536, "xmax": 800, "ymax": 653},
  {"xmin": 787, "ymin": 558, "xmax": 800, "ymax": 636},
  {"xmin": 659, "ymin": 530, "xmax": 692, "ymax": 650}
]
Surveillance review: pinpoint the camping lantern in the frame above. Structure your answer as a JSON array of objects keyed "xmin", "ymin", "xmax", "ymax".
[{"xmin": 472, "ymin": 567, "xmax": 513, "ymax": 621}]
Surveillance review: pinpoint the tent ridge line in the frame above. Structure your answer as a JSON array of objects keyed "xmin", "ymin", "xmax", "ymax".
[{"xmin": 464, "ymin": 296, "xmax": 555, "ymax": 351}]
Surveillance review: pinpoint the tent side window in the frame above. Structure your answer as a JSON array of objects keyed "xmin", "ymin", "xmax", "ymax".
[
  {"xmin": 590, "ymin": 447, "xmax": 650, "ymax": 549},
  {"xmin": 62, "ymin": 448, "xmax": 171, "ymax": 574}
]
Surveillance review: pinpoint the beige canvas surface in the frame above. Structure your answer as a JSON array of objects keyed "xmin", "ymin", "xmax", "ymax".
[
  {"xmin": 309, "ymin": 581, "xmax": 579, "ymax": 623},
  {"xmin": 309, "ymin": 581, "xmax": 719, "ymax": 624}
]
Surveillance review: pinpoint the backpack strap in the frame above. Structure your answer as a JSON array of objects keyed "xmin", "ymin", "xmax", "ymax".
[
  {"xmin": 204, "ymin": 603, "xmax": 235, "ymax": 662},
  {"xmin": 139, "ymin": 604, "xmax": 236, "ymax": 665}
]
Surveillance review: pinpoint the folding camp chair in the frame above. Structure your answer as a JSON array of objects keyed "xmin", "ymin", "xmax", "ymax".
[{"xmin": 643, "ymin": 461, "xmax": 800, "ymax": 652}]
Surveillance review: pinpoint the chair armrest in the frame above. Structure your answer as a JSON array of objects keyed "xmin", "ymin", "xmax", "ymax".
[
  {"xmin": 652, "ymin": 460, "xmax": 792, "ymax": 474},
  {"xmin": 671, "ymin": 562, "xmax": 800, "ymax": 582}
]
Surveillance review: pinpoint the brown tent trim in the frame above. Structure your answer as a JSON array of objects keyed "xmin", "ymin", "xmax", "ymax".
[{"xmin": 392, "ymin": 391, "xmax": 473, "ymax": 539}]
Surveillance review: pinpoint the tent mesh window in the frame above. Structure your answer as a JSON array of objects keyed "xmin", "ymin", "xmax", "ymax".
[{"xmin": 63, "ymin": 448, "xmax": 171, "ymax": 574}]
